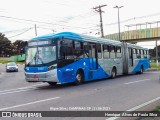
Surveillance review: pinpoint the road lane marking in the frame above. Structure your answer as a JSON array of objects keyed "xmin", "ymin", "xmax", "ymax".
[
  {"xmin": 0, "ymin": 97, "xmax": 60, "ymax": 111},
  {"xmin": 124, "ymin": 79, "xmax": 151, "ymax": 85},
  {"xmin": 0, "ymin": 89, "xmax": 34, "ymax": 95},
  {"xmin": 106, "ymin": 96, "xmax": 160, "ymax": 120},
  {"xmin": 0, "ymin": 83, "xmax": 45, "ymax": 93}
]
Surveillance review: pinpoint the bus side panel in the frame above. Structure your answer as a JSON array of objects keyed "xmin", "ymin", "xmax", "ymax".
[
  {"xmin": 89, "ymin": 59, "xmax": 110, "ymax": 80},
  {"xmin": 57, "ymin": 58, "xmax": 110, "ymax": 83},
  {"xmin": 57, "ymin": 59, "xmax": 87, "ymax": 84},
  {"xmin": 130, "ymin": 59, "xmax": 150, "ymax": 73},
  {"xmin": 100, "ymin": 59, "xmax": 123, "ymax": 76}
]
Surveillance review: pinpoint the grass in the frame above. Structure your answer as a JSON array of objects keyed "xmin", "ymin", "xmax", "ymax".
[
  {"xmin": 154, "ymin": 106, "xmax": 160, "ymax": 112},
  {"xmin": 0, "ymin": 59, "xmax": 9, "ymax": 64},
  {"xmin": 0, "ymin": 58, "xmax": 24, "ymax": 64},
  {"xmin": 150, "ymin": 62, "xmax": 160, "ymax": 70}
]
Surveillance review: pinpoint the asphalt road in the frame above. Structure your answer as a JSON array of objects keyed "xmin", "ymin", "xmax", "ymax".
[{"xmin": 0, "ymin": 64, "xmax": 160, "ymax": 120}]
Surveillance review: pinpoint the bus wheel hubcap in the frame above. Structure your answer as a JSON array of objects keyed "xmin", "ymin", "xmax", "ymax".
[
  {"xmin": 76, "ymin": 74, "xmax": 81, "ymax": 82},
  {"xmin": 112, "ymin": 72, "xmax": 115, "ymax": 77}
]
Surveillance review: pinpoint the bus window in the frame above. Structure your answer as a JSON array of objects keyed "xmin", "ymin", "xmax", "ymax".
[
  {"xmin": 110, "ymin": 46, "xmax": 116, "ymax": 59},
  {"xmin": 116, "ymin": 46, "xmax": 121, "ymax": 58},
  {"xmin": 97, "ymin": 44, "xmax": 102, "ymax": 59},
  {"xmin": 133, "ymin": 48, "xmax": 137, "ymax": 59},
  {"xmin": 141, "ymin": 50, "xmax": 144, "ymax": 58},
  {"xmin": 58, "ymin": 39, "xmax": 73, "ymax": 60},
  {"xmin": 146, "ymin": 50, "xmax": 149, "ymax": 58},
  {"xmin": 84, "ymin": 42, "xmax": 89, "ymax": 58},
  {"xmin": 144, "ymin": 50, "xmax": 147, "ymax": 58},
  {"xmin": 137, "ymin": 49, "xmax": 141, "ymax": 59},
  {"xmin": 73, "ymin": 41, "xmax": 83, "ymax": 59},
  {"xmin": 89, "ymin": 43, "xmax": 96, "ymax": 58},
  {"xmin": 103, "ymin": 45, "xmax": 110, "ymax": 58},
  {"xmin": 128, "ymin": 48, "xmax": 133, "ymax": 66}
]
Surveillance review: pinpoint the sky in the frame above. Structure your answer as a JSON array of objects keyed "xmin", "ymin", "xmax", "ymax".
[{"xmin": 0, "ymin": 0, "xmax": 160, "ymax": 48}]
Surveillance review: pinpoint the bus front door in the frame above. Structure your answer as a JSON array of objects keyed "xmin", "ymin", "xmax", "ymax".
[{"xmin": 89, "ymin": 44, "xmax": 97, "ymax": 70}]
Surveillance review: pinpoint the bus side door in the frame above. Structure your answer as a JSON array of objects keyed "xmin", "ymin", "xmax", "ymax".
[
  {"xmin": 88, "ymin": 43, "xmax": 97, "ymax": 70},
  {"xmin": 128, "ymin": 48, "xmax": 134, "ymax": 67}
]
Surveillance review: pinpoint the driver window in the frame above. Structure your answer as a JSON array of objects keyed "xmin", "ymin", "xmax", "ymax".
[{"xmin": 58, "ymin": 39, "xmax": 73, "ymax": 59}]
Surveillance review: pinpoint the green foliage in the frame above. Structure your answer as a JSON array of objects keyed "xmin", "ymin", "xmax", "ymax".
[
  {"xmin": 154, "ymin": 106, "xmax": 160, "ymax": 111},
  {"xmin": 0, "ymin": 33, "xmax": 27, "ymax": 57},
  {"xmin": 0, "ymin": 33, "xmax": 12, "ymax": 57},
  {"xmin": 150, "ymin": 62, "xmax": 160, "ymax": 69},
  {"xmin": 149, "ymin": 45, "xmax": 160, "ymax": 60}
]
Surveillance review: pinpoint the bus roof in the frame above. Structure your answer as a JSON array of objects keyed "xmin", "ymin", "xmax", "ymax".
[
  {"xmin": 31, "ymin": 32, "xmax": 148, "ymax": 49},
  {"xmin": 31, "ymin": 32, "xmax": 121, "ymax": 46}
]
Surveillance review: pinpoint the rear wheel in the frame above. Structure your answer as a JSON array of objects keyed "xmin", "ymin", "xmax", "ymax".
[
  {"xmin": 74, "ymin": 70, "xmax": 84, "ymax": 85},
  {"xmin": 111, "ymin": 67, "xmax": 116, "ymax": 79},
  {"xmin": 139, "ymin": 65, "xmax": 144, "ymax": 74}
]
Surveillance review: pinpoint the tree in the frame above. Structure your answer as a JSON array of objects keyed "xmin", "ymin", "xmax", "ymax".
[
  {"xmin": 149, "ymin": 45, "xmax": 160, "ymax": 60},
  {"xmin": 0, "ymin": 33, "xmax": 28, "ymax": 56},
  {"xmin": 12, "ymin": 40, "xmax": 27, "ymax": 55},
  {"xmin": 0, "ymin": 33, "xmax": 12, "ymax": 57}
]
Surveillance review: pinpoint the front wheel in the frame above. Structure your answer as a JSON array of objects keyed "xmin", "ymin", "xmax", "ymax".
[{"xmin": 74, "ymin": 70, "xmax": 84, "ymax": 85}]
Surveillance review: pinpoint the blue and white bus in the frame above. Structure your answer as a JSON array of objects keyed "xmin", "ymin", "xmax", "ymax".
[{"xmin": 24, "ymin": 32, "xmax": 150, "ymax": 85}]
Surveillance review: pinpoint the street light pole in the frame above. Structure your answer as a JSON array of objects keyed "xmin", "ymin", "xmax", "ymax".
[{"xmin": 114, "ymin": 5, "xmax": 123, "ymax": 41}]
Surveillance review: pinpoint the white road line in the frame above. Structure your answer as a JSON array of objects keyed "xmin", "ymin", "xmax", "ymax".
[
  {"xmin": 0, "ymin": 89, "xmax": 34, "ymax": 95},
  {"xmin": 107, "ymin": 96, "xmax": 160, "ymax": 120},
  {"xmin": 0, "ymin": 83, "xmax": 44, "ymax": 93},
  {"xmin": 124, "ymin": 79, "xmax": 151, "ymax": 85},
  {"xmin": 0, "ymin": 97, "xmax": 60, "ymax": 111}
]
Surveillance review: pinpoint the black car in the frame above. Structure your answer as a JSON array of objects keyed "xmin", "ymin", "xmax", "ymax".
[{"xmin": 6, "ymin": 62, "xmax": 18, "ymax": 72}]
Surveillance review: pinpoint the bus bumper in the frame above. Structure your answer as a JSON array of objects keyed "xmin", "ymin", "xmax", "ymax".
[{"xmin": 25, "ymin": 69, "xmax": 58, "ymax": 83}]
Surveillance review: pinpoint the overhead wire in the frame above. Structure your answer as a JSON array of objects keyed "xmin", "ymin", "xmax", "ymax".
[
  {"xmin": 8, "ymin": 27, "xmax": 33, "ymax": 38},
  {"xmin": 0, "ymin": 15, "xmax": 99, "ymax": 31},
  {"xmin": 104, "ymin": 12, "xmax": 160, "ymax": 26},
  {"xmin": 1, "ymin": 27, "xmax": 34, "ymax": 34}
]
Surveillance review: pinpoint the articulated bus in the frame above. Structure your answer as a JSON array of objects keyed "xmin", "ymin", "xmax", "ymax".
[{"xmin": 24, "ymin": 32, "xmax": 150, "ymax": 85}]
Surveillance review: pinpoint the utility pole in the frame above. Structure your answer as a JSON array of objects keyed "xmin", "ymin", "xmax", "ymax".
[
  {"xmin": 93, "ymin": 5, "xmax": 107, "ymax": 38},
  {"xmin": 35, "ymin": 24, "xmax": 37, "ymax": 36}
]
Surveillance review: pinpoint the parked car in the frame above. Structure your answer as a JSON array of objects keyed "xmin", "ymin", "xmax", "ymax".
[{"xmin": 6, "ymin": 62, "xmax": 18, "ymax": 72}]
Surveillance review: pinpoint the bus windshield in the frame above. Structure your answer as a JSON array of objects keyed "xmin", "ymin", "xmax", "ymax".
[{"xmin": 26, "ymin": 46, "xmax": 56, "ymax": 65}]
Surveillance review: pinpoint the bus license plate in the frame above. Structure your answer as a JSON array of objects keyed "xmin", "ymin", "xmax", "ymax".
[{"xmin": 34, "ymin": 76, "xmax": 39, "ymax": 80}]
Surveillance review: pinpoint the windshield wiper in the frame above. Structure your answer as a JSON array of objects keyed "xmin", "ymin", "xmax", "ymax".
[
  {"xmin": 26, "ymin": 48, "xmax": 38, "ymax": 66},
  {"xmin": 37, "ymin": 57, "xmax": 45, "ymax": 65},
  {"xmin": 26, "ymin": 57, "xmax": 45, "ymax": 66}
]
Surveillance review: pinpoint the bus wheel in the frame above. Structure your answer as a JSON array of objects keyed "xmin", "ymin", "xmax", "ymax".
[
  {"xmin": 75, "ymin": 70, "xmax": 84, "ymax": 85},
  {"xmin": 139, "ymin": 66, "xmax": 144, "ymax": 74},
  {"xmin": 111, "ymin": 67, "xmax": 116, "ymax": 79},
  {"xmin": 47, "ymin": 82, "xmax": 57, "ymax": 86}
]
